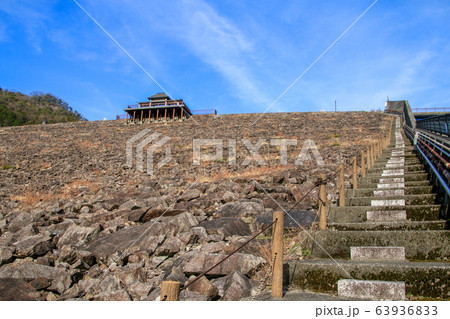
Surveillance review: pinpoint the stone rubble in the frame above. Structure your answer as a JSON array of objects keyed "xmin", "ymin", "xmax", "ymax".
[{"xmin": 0, "ymin": 112, "xmax": 390, "ymax": 300}]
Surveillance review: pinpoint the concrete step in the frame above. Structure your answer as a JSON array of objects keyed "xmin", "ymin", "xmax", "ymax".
[
  {"xmin": 347, "ymin": 186, "xmax": 434, "ymax": 197},
  {"xmin": 350, "ymin": 246, "xmax": 405, "ymax": 261},
  {"xmin": 347, "ymin": 194, "xmax": 436, "ymax": 206},
  {"xmin": 363, "ymin": 173, "xmax": 429, "ymax": 183},
  {"xmin": 368, "ymin": 165, "xmax": 424, "ymax": 173},
  {"xmin": 328, "ymin": 205, "xmax": 440, "ymax": 222},
  {"xmin": 378, "ymin": 153, "xmax": 417, "ymax": 160},
  {"xmin": 327, "ymin": 220, "xmax": 448, "ymax": 231},
  {"xmin": 288, "ymin": 259, "xmax": 450, "ymax": 299},
  {"xmin": 310, "ymin": 230, "xmax": 449, "ymax": 260},
  {"xmin": 358, "ymin": 180, "xmax": 431, "ymax": 189},
  {"xmin": 372, "ymin": 160, "xmax": 422, "ymax": 168},
  {"xmin": 338, "ymin": 279, "xmax": 405, "ymax": 300}
]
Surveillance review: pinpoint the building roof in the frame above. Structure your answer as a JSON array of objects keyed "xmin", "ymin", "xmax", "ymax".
[{"xmin": 148, "ymin": 92, "xmax": 170, "ymax": 100}]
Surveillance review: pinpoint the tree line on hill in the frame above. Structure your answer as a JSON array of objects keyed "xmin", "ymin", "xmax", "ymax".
[{"xmin": 0, "ymin": 88, "xmax": 86, "ymax": 127}]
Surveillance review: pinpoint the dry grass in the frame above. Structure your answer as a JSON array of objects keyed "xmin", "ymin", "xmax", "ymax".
[
  {"xmin": 10, "ymin": 179, "xmax": 101, "ymax": 209},
  {"xmin": 195, "ymin": 164, "xmax": 294, "ymax": 183}
]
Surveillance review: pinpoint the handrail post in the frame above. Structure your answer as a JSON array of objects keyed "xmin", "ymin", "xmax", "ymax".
[
  {"xmin": 339, "ymin": 165, "xmax": 345, "ymax": 207},
  {"xmin": 318, "ymin": 174, "xmax": 327, "ymax": 230},
  {"xmin": 161, "ymin": 281, "xmax": 180, "ymax": 301},
  {"xmin": 361, "ymin": 150, "xmax": 366, "ymax": 178},
  {"xmin": 352, "ymin": 156, "xmax": 358, "ymax": 190},
  {"xmin": 371, "ymin": 143, "xmax": 375, "ymax": 164},
  {"xmin": 272, "ymin": 211, "xmax": 284, "ymax": 298}
]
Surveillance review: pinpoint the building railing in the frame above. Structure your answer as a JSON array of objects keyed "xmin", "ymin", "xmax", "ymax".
[
  {"xmin": 412, "ymin": 107, "xmax": 450, "ymax": 113},
  {"xmin": 134, "ymin": 101, "xmax": 186, "ymax": 108}
]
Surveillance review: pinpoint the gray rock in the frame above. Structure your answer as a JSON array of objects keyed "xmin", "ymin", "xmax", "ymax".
[
  {"xmin": 12, "ymin": 234, "xmax": 52, "ymax": 257},
  {"xmin": 8, "ymin": 212, "xmax": 32, "ymax": 233},
  {"xmin": 103, "ymin": 199, "xmax": 123, "ymax": 211},
  {"xmin": 119, "ymin": 199, "xmax": 143, "ymax": 211},
  {"xmin": 93, "ymin": 290, "xmax": 132, "ymax": 301},
  {"xmin": 12, "ymin": 223, "xmax": 39, "ymax": 240},
  {"xmin": 186, "ymin": 275, "xmax": 219, "ymax": 299},
  {"xmin": 198, "ymin": 217, "xmax": 251, "ymax": 237},
  {"xmin": 154, "ymin": 237, "xmax": 184, "ymax": 257},
  {"xmin": 255, "ymin": 209, "xmax": 318, "ymax": 228},
  {"xmin": 0, "ymin": 260, "xmax": 68, "ymax": 282},
  {"xmin": 127, "ymin": 208, "xmax": 149, "ymax": 222},
  {"xmin": 58, "ymin": 245, "xmax": 78, "ymax": 264},
  {"xmin": 183, "ymin": 252, "xmax": 266, "ymax": 276},
  {"xmin": 0, "ymin": 246, "xmax": 15, "ymax": 265},
  {"xmin": 57, "ymin": 224, "xmax": 99, "ymax": 248},
  {"xmin": 216, "ymin": 201, "xmax": 264, "ymax": 218},
  {"xmin": 32, "ymin": 240, "xmax": 54, "ymax": 257},
  {"xmin": 178, "ymin": 189, "xmax": 201, "ymax": 202},
  {"xmin": 180, "ymin": 290, "xmax": 210, "ymax": 301},
  {"xmin": 79, "ymin": 206, "xmax": 91, "ymax": 214},
  {"xmin": 30, "ymin": 277, "xmax": 52, "ymax": 290},
  {"xmin": 85, "ymin": 222, "xmax": 172, "ymax": 264},
  {"xmin": 0, "ymin": 278, "xmax": 41, "ymax": 300},
  {"xmin": 126, "ymin": 282, "xmax": 153, "ymax": 300},
  {"xmin": 141, "ymin": 208, "xmax": 186, "ymax": 223},
  {"xmin": 222, "ymin": 271, "xmax": 254, "ymax": 300}
]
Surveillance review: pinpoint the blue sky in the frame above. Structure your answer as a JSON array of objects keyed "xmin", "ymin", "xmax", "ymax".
[{"xmin": 1, "ymin": 0, "xmax": 450, "ymax": 120}]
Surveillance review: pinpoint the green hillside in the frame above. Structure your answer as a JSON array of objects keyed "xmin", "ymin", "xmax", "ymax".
[{"xmin": 0, "ymin": 88, "xmax": 85, "ymax": 127}]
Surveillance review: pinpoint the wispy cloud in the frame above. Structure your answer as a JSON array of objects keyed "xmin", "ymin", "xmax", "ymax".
[
  {"xmin": 0, "ymin": 0, "xmax": 54, "ymax": 53},
  {"xmin": 159, "ymin": 0, "xmax": 271, "ymax": 105}
]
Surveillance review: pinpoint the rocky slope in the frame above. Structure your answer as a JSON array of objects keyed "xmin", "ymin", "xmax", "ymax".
[{"xmin": 0, "ymin": 111, "xmax": 390, "ymax": 300}]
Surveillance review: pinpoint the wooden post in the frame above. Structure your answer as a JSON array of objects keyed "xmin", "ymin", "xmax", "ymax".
[
  {"xmin": 172, "ymin": 108, "xmax": 175, "ymax": 119},
  {"xmin": 318, "ymin": 174, "xmax": 327, "ymax": 231},
  {"xmin": 371, "ymin": 144, "xmax": 375, "ymax": 164},
  {"xmin": 156, "ymin": 109, "xmax": 159, "ymax": 120},
  {"xmin": 339, "ymin": 165, "xmax": 345, "ymax": 207},
  {"xmin": 361, "ymin": 150, "xmax": 366, "ymax": 178},
  {"xmin": 352, "ymin": 156, "xmax": 357, "ymax": 190},
  {"xmin": 133, "ymin": 110, "xmax": 136, "ymax": 123},
  {"xmin": 160, "ymin": 281, "xmax": 180, "ymax": 301},
  {"xmin": 181, "ymin": 107, "xmax": 184, "ymax": 119},
  {"xmin": 271, "ymin": 211, "xmax": 284, "ymax": 298},
  {"xmin": 140, "ymin": 110, "xmax": 143, "ymax": 123},
  {"xmin": 125, "ymin": 112, "xmax": 128, "ymax": 124},
  {"xmin": 164, "ymin": 108, "xmax": 167, "ymax": 119},
  {"xmin": 366, "ymin": 146, "xmax": 371, "ymax": 169}
]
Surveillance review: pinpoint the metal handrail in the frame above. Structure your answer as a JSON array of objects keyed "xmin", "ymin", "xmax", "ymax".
[
  {"xmin": 416, "ymin": 114, "xmax": 450, "ymax": 136},
  {"xmin": 404, "ymin": 121, "xmax": 450, "ymax": 219},
  {"xmin": 412, "ymin": 107, "xmax": 450, "ymax": 113}
]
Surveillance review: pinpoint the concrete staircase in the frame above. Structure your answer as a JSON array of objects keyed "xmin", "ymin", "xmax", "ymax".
[{"xmin": 288, "ymin": 117, "xmax": 450, "ymax": 300}]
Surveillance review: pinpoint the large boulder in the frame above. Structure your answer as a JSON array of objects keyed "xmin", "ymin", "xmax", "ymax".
[
  {"xmin": 0, "ymin": 261, "xmax": 66, "ymax": 280},
  {"xmin": 185, "ymin": 275, "xmax": 219, "ymax": 299},
  {"xmin": 0, "ymin": 278, "xmax": 41, "ymax": 301},
  {"xmin": 215, "ymin": 200, "xmax": 264, "ymax": 218},
  {"xmin": 182, "ymin": 252, "xmax": 266, "ymax": 276},
  {"xmin": 255, "ymin": 209, "xmax": 318, "ymax": 229},
  {"xmin": 0, "ymin": 246, "xmax": 15, "ymax": 265},
  {"xmin": 12, "ymin": 234, "xmax": 52, "ymax": 257},
  {"xmin": 7, "ymin": 212, "xmax": 33, "ymax": 233},
  {"xmin": 141, "ymin": 208, "xmax": 186, "ymax": 223},
  {"xmin": 57, "ymin": 224, "xmax": 99, "ymax": 249},
  {"xmin": 177, "ymin": 189, "xmax": 201, "ymax": 202},
  {"xmin": 222, "ymin": 271, "xmax": 255, "ymax": 301},
  {"xmin": 198, "ymin": 218, "xmax": 251, "ymax": 237},
  {"xmin": 85, "ymin": 221, "xmax": 172, "ymax": 264}
]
